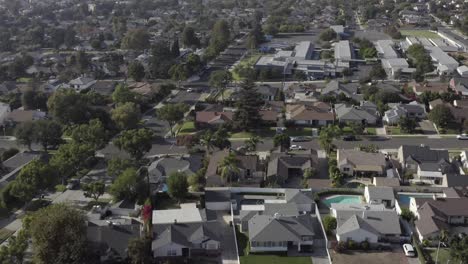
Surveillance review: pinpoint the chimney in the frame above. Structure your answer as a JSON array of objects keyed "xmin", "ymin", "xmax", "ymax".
[
  {"xmin": 273, "ymin": 213, "xmax": 280, "ymax": 219},
  {"xmin": 433, "ymin": 194, "xmax": 437, "ymax": 201},
  {"xmin": 362, "ymin": 211, "xmax": 366, "ymax": 219}
]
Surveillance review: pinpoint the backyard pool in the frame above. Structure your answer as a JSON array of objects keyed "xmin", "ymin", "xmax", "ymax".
[
  {"xmin": 397, "ymin": 193, "xmax": 439, "ymax": 207},
  {"xmin": 322, "ymin": 195, "xmax": 362, "ymax": 207}
]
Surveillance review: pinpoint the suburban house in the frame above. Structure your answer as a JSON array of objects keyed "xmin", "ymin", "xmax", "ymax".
[
  {"xmin": 334, "ymin": 103, "xmax": 378, "ymax": 125},
  {"xmin": 86, "ymin": 206, "xmax": 142, "ymax": 262},
  {"xmin": 383, "ymin": 101, "xmax": 426, "ymax": 125},
  {"xmin": 332, "ymin": 203, "xmax": 402, "ymax": 244},
  {"xmin": 285, "ymin": 102, "xmax": 334, "ymax": 126},
  {"xmin": 267, "ymin": 151, "xmax": 318, "ymax": 185},
  {"xmin": 5, "ymin": 108, "xmax": 47, "ymax": 125},
  {"xmin": 429, "ymin": 99, "xmax": 468, "ymax": 126},
  {"xmin": 322, "ymin": 80, "xmax": 362, "ymax": 101},
  {"xmin": 68, "ymin": 76, "xmax": 97, "ymax": 91},
  {"xmin": 398, "ymin": 145, "xmax": 457, "ymax": 185},
  {"xmin": 337, "ymin": 149, "xmax": 387, "ymax": 176},
  {"xmin": 256, "ymin": 85, "xmax": 278, "ymax": 101},
  {"xmin": 449, "ymin": 77, "xmax": 468, "ymax": 96},
  {"xmin": 248, "ymin": 214, "xmax": 316, "ymax": 253},
  {"xmin": 412, "ymin": 81, "xmax": 449, "ymax": 95},
  {"xmin": 205, "ymin": 150, "xmax": 265, "ymax": 187},
  {"xmin": 364, "ymin": 186, "xmax": 395, "ymax": 208},
  {"xmin": 195, "ymin": 111, "xmax": 234, "ymax": 127},
  {"xmin": 148, "ymin": 155, "xmax": 202, "ymax": 192},
  {"xmin": 151, "ymin": 203, "xmax": 221, "ymax": 259},
  {"xmin": 410, "ymin": 195, "xmax": 468, "ymax": 241}
]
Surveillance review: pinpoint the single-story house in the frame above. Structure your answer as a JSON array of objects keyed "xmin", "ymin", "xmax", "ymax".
[
  {"xmin": 334, "ymin": 103, "xmax": 378, "ymax": 125},
  {"xmin": 337, "ymin": 149, "xmax": 387, "ymax": 176},
  {"xmin": 285, "ymin": 102, "xmax": 334, "ymax": 126},
  {"xmin": 364, "ymin": 186, "xmax": 395, "ymax": 208},
  {"xmin": 195, "ymin": 111, "xmax": 234, "ymax": 127}
]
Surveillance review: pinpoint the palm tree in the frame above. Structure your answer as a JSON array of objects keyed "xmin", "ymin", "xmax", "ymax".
[
  {"xmin": 200, "ymin": 131, "xmax": 215, "ymax": 153},
  {"xmin": 218, "ymin": 153, "xmax": 240, "ymax": 186},
  {"xmin": 245, "ymin": 135, "xmax": 263, "ymax": 151}
]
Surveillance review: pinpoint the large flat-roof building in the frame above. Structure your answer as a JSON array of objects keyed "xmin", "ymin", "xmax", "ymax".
[
  {"xmin": 375, "ymin": 40, "xmax": 398, "ymax": 59},
  {"xmin": 334, "ymin": 40, "xmax": 352, "ymax": 62}
]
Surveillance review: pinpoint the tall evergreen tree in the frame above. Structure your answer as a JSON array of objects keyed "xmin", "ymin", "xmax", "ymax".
[
  {"xmin": 171, "ymin": 38, "xmax": 180, "ymax": 57},
  {"xmin": 233, "ymin": 79, "xmax": 263, "ymax": 131}
]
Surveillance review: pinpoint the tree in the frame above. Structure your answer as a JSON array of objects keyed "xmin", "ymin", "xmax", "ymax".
[
  {"xmin": 121, "ymin": 28, "xmax": 150, "ymax": 50},
  {"xmin": 50, "ymin": 142, "xmax": 95, "ymax": 180},
  {"xmin": 170, "ymin": 38, "xmax": 180, "ymax": 57},
  {"xmin": 111, "ymin": 102, "xmax": 141, "ymax": 130},
  {"xmin": 348, "ymin": 122, "xmax": 364, "ymax": 135},
  {"xmin": 128, "ymin": 61, "xmax": 146, "ymax": 81},
  {"xmin": 127, "ymin": 237, "xmax": 151, "ymax": 264},
  {"xmin": 30, "ymin": 204, "xmax": 87, "ymax": 264},
  {"xmin": 369, "ymin": 64, "xmax": 387, "ymax": 79},
  {"xmin": 319, "ymin": 125, "xmax": 341, "ymax": 154},
  {"xmin": 323, "ymin": 215, "xmax": 337, "ymax": 235},
  {"xmin": 358, "ymin": 144, "xmax": 379, "ymax": 153},
  {"xmin": 109, "ymin": 168, "xmax": 140, "ymax": 201},
  {"xmin": 167, "ymin": 171, "xmax": 188, "ymax": 202},
  {"xmin": 35, "ymin": 120, "xmax": 62, "ymax": 152},
  {"xmin": 219, "ymin": 153, "xmax": 240, "ymax": 185},
  {"xmin": 168, "ymin": 63, "xmax": 189, "ymax": 83},
  {"xmin": 245, "ymin": 135, "xmax": 263, "ymax": 151},
  {"xmin": 303, "ymin": 168, "xmax": 316, "ymax": 179},
  {"xmin": 233, "ymin": 79, "xmax": 263, "ymax": 130},
  {"xmin": 209, "ymin": 70, "xmax": 232, "ymax": 102},
  {"xmin": 212, "ymin": 127, "xmax": 231, "ymax": 150},
  {"xmin": 200, "ymin": 131, "xmax": 215, "ymax": 153},
  {"xmin": 293, "ymin": 71, "xmax": 308, "ymax": 81},
  {"xmin": 22, "ymin": 90, "xmax": 47, "ymax": 110},
  {"xmin": 246, "ymin": 23, "xmax": 264, "ymax": 49},
  {"xmin": 428, "ymin": 104, "xmax": 454, "ymax": 129},
  {"xmin": 398, "ymin": 116, "xmax": 417, "ymax": 133},
  {"xmin": 47, "ymin": 89, "xmax": 90, "ymax": 125},
  {"xmin": 70, "ymin": 119, "xmax": 108, "ymax": 150},
  {"xmin": 0, "ymin": 230, "xmax": 28, "ymax": 264},
  {"xmin": 205, "ymin": 20, "xmax": 231, "ymax": 59},
  {"xmin": 113, "ymin": 129, "xmax": 154, "ymax": 160},
  {"xmin": 273, "ymin": 134, "xmax": 291, "ymax": 151},
  {"xmin": 14, "ymin": 122, "xmax": 35, "ymax": 150},
  {"xmin": 450, "ymin": 234, "xmax": 468, "ymax": 263},
  {"xmin": 263, "ymin": 24, "xmax": 278, "ymax": 36},
  {"xmin": 12, "ymin": 160, "xmax": 57, "ymax": 202},
  {"xmin": 188, "ymin": 168, "xmax": 206, "ymax": 192},
  {"xmin": 181, "ymin": 26, "xmax": 200, "ymax": 48},
  {"xmin": 319, "ymin": 28, "xmax": 337, "ymax": 41},
  {"xmin": 107, "ymin": 157, "xmax": 135, "ymax": 177},
  {"xmin": 82, "ymin": 181, "xmax": 105, "ymax": 201},
  {"xmin": 157, "ymin": 103, "xmax": 189, "ymax": 136},
  {"xmin": 112, "ymin": 84, "xmax": 138, "ymax": 104},
  {"xmin": 400, "ymin": 208, "xmax": 415, "ymax": 222},
  {"xmin": 75, "ymin": 51, "xmax": 89, "ymax": 73}
]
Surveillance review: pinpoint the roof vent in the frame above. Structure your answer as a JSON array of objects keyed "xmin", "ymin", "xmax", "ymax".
[{"xmin": 273, "ymin": 212, "xmax": 281, "ymax": 219}]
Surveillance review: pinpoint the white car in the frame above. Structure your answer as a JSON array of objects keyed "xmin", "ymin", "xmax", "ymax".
[
  {"xmin": 457, "ymin": 134, "xmax": 468, "ymax": 140},
  {"xmin": 289, "ymin": 145, "xmax": 304, "ymax": 151},
  {"xmin": 403, "ymin": 244, "xmax": 415, "ymax": 257},
  {"xmin": 186, "ymin": 88, "xmax": 194, "ymax": 92}
]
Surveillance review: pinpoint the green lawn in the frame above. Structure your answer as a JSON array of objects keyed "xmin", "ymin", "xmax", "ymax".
[
  {"xmin": 400, "ymin": 30, "xmax": 440, "ymax": 39},
  {"xmin": 236, "ymin": 227, "xmax": 312, "ymax": 264},
  {"xmin": 285, "ymin": 128, "xmax": 313, "ymax": 137},
  {"xmin": 240, "ymin": 255, "xmax": 312, "ymax": 264},
  {"xmin": 428, "ymin": 248, "xmax": 452, "ymax": 264},
  {"xmin": 366, "ymin": 127, "xmax": 377, "ymax": 135},
  {"xmin": 386, "ymin": 126, "xmax": 402, "ymax": 135},
  {"xmin": 232, "ymin": 54, "xmax": 261, "ymax": 81},
  {"xmin": 178, "ymin": 121, "xmax": 196, "ymax": 135},
  {"xmin": 230, "ymin": 131, "xmax": 254, "ymax": 139}
]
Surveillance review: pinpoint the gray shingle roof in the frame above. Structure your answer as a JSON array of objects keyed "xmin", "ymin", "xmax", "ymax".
[
  {"xmin": 248, "ymin": 214, "xmax": 315, "ymax": 242},
  {"xmin": 337, "ymin": 211, "xmax": 401, "ymax": 236},
  {"xmin": 366, "ymin": 186, "xmax": 395, "ymax": 201},
  {"xmin": 153, "ymin": 222, "xmax": 221, "ymax": 249}
]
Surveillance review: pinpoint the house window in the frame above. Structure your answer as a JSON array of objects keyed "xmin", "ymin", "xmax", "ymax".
[
  {"xmin": 344, "ymin": 168, "xmax": 350, "ymax": 172},
  {"xmin": 302, "ymin": 236, "xmax": 312, "ymax": 241},
  {"xmin": 167, "ymin": 249, "xmax": 177, "ymax": 256},
  {"xmin": 246, "ymin": 169, "xmax": 251, "ymax": 177}
]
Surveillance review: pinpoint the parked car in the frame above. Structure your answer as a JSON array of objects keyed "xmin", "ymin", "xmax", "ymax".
[
  {"xmin": 403, "ymin": 244, "xmax": 415, "ymax": 257},
  {"xmin": 186, "ymin": 88, "xmax": 194, "ymax": 92},
  {"xmin": 289, "ymin": 145, "xmax": 304, "ymax": 151},
  {"xmin": 456, "ymin": 134, "xmax": 468, "ymax": 140},
  {"xmin": 342, "ymin": 135, "xmax": 356, "ymax": 141}
]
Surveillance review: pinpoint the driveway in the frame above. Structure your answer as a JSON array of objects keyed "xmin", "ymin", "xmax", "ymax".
[
  {"xmin": 218, "ymin": 212, "xmax": 239, "ymax": 264},
  {"xmin": 418, "ymin": 121, "xmax": 437, "ymax": 135}
]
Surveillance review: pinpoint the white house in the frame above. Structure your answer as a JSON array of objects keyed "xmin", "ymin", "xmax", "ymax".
[
  {"xmin": 457, "ymin": 65, "xmax": 468, "ymax": 77},
  {"xmin": 68, "ymin": 77, "xmax": 97, "ymax": 91},
  {"xmin": 0, "ymin": 102, "xmax": 11, "ymax": 124},
  {"xmin": 364, "ymin": 186, "xmax": 395, "ymax": 208}
]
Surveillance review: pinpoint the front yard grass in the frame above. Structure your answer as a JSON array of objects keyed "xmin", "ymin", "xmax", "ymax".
[
  {"xmin": 240, "ymin": 255, "xmax": 312, "ymax": 264},
  {"xmin": 365, "ymin": 127, "xmax": 376, "ymax": 135},
  {"xmin": 230, "ymin": 131, "xmax": 254, "ymax": 139},
  {"xmin": 400, "ymin": 30, "xmax": 440, "ymax": 39},
  {"xmin": 178, "ymin": 121, "xmax": 196, "ymax": 135},
  {"xmin": 236, "ymin": 226, "xmax": 312, "ymax": 264},
  {"xmin": 232, "ymin": 54, "xmax": 261, "ymax": 81},
  {"xmin": 428, "ymin": 248, "xmax": 451, "ymax": 264},
  {"xmin": 386, "ymin": 126, "xmax": 402, "ymax": 135}
]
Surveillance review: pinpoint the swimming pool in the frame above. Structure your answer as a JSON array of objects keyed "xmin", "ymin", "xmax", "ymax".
[
  {"xmin": 397, "ymin": 193, "xmax": 438, "ymax": 207},
  {"xmin": 322, "ymin": 195, "xmax": 362, "ymax": 207}
]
